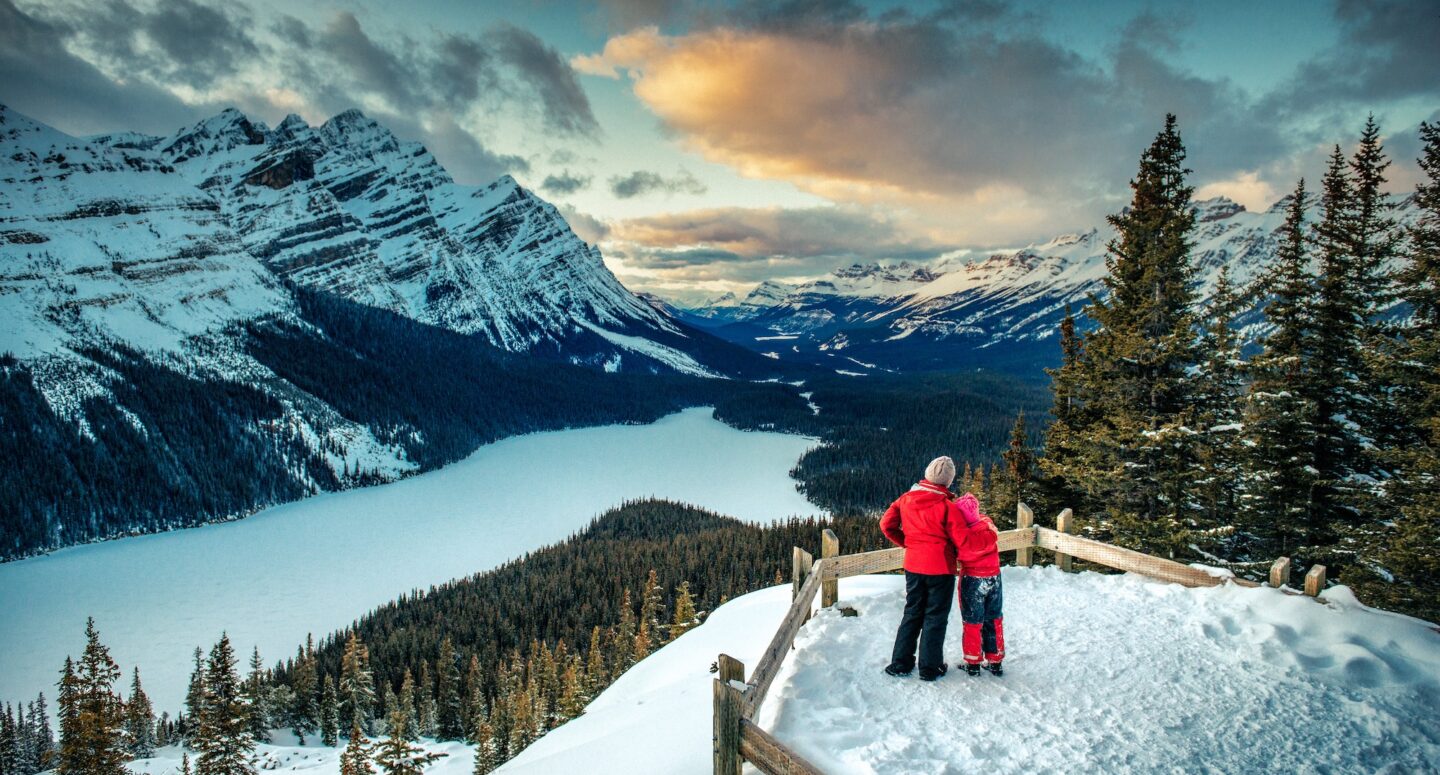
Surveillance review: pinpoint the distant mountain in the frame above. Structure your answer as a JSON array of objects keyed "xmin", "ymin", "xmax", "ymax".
[
  {"xmin": 0, "ymin": 104, "xmax": 793, "ymax": 558},
  {"xmin": 680, "ymin": 196, "xmax": 1419, "ymax": 376}
]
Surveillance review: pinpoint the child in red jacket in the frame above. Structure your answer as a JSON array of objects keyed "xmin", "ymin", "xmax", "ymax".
[{"xmin": 954, "ymin": 493, "xmax": 1005, "ymax": 676}]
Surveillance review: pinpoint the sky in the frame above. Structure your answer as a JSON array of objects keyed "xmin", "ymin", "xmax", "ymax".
[{"xmin": 2, "ymin": 0, "xmax": 1437, "ymax": 303}]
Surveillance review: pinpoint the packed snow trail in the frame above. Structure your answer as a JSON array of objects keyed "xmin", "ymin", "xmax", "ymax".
[{"xmin": 503, "ymin": 568, "xmax": 1440, "ymax": 774}]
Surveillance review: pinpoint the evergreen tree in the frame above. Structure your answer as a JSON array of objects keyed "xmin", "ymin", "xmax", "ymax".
[
  {"xmin": 434, "ymin": 639, "xmax": 463, "ymax": 741},
  {"xmin": 58, "ymin": 619, "xmax": 127, "ymax": 775},
  {"xmin": 338, "ymin": 635, "xmax": 375, "ymax": 735},
  {"xmin": 610, "ymin": 591, "xmax": 636, "ymax": 678},
  {"xmin": 394, "ymin": 672, "xmax": 418, "ymax": 742},
  {"xmin": 371, "ymin": 703, "xmax": 438, "ymax": 775},
  {"xmin": 123, "ymin": 669, "xmax": 156, "ymax": 759},
  {"xmin": 180, "ymin": 752, "xmax": 191, "ymax": 775},
  {"xmin": 583, "ymin": 628, "xmax": 605, "ymax": 698},
  {"xmin": 1039, "ymin": 306, "xmax": 1092, "ymax": 515},
  {"xmin": 470, "ymin": 717, "xmax": 497, "ymax": 775},
  {"xmin": 462, "ymin": 658, "xmax": 484, "ymax": 744},
  {"xmin": 183, "ymin": 648, "xmax": 207, "ymax": 742},
  {"xmin": 193, "ymin": 634, "xmax": 255, "ymax": 775},
  {"xmin": 1348, "ymin": 121, "xmax": 1440, "ymax": 619},
  {"xmin": 241, "ymin": 649, "xmax": 268, "ymax": 744},
  {"xmin": 319, "ymin": 677, "xmax": 339, "ymax": 748},
  {"xmin": 634, "ymin": 571, "xmax": 663, "ymax": 660},
  {"xmin": 414, "ymin": 662, "xmax": 436, "ymax": 739},
  {"xmin": 989, "ymin": 412, "xmax": 1037, "ymax": 527},
  {"xmin": 2, "ymin": 704, "xmax": 17, "ymax": 775},
  {"xmin": 289, "ymin": 638, "xmax": 318, "ymax": 743},
  {"xmin": 556, "ymin": 656, "xmax": 585, "ymax": 720},
  {"xmin": 1310, "ymin": 141, "xmax": 1374, "ymax": 546},
  {"xmin": 29, "ymin": 695, "xmax": 53, "ymax": 773},
  {"xmin": 1241, "ymin": 179, "xmax": 1321, "ymax": 557},
  {"xmin": 1191, "ymin": 267, "xmax": 1246, "ymax": 544},
  {"xmin": 669, "ymin": 581, "xmax": 699, "ymax": 639},
  {"xmin": 338, "ymin": 724, "xmax": 372, "ymax": 775},
  {"xmin": 1066, "ymin": 114, "xmax": 1201, "ymax": 554},
  {"xmin": 56, "ymin": 659, "xmax": 79, "ymax": 775}
]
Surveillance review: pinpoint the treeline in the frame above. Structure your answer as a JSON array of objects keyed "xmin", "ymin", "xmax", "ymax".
[
  {"xmin": 783, "ymin": 371, "xmax": 1049, "ymax": 515},
  {"xmin": 995, "ymin": 115, "xmax": 1438, "ymax": 621},
  {"xmin": 0, "ymin": 286, "xmax": 819, "ymax": 560},
  {"xmin": 9, "ymin": 501, "xmax": 891, "ymax": 774}
]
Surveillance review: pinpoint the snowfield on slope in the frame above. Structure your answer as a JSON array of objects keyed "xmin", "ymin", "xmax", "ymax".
[{"xmin": 504, "ymin": 568, "xmax": 1440, "ymax": 774}]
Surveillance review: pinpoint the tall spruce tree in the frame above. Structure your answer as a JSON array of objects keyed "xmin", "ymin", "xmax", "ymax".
[
  {"xmin": 1241, "ymin": 180, "xmax": 1321, "ymax": 557},
  {"xmin": 669, "ymin": 581, "xmax": 699, "ymax": 639},
  {"xmin": 1311, "ymin": 141, "xmax": 1375, "ymax": 549},
  {"xmin": 29, "ymin": 695, "xmax": 53, "ymax": 773},
  {"xmin": 193, "ymin": 635, "xmax": 255, "ymax": 775},
  {"xmin": 1348, "ymin": 121, "xmax": 1440, "ymax": 620},
  {"xmin": 319, "ymin": 676, "xmax": 339, "ymax": 748},
  {"xmin": 338, "ymin": 635, "xmax": 375, "ymax": 735},
  {"xmin": 241, "ymin": 649, "xmax": 268, "ymax": 744},
  {"xmin": 289, "ymin": 638, "xmax": 318, "ymax": 743},
  {"xmin": 1063, "ymin": 114, "xmax": 1201, "ymax": 554},
  {"xmin": 58, "ymin": 620, "xmax": 127, "ymax": 775},
  {"xmin": 123, "ymin": 669, "xmax": 155, "ymax": 759},
  {"xmin": 183, "ymin": 648, "xmax": 207, "ymax": 743},
  {"xmin": 371, "ymin": 703, "xmax": 438, "ymax": 775},
  {"xmin": 434, "ymin": 639, "xmax": 463, "ymax": 741},
  {"xmin": 1190, "ymin": 267, "xmax": 1246, "ymax": 544}
]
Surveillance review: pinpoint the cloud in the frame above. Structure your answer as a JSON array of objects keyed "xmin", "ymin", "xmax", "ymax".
[
  {"xmin": 2, "ymin": 0, "xmax": 600, "ymax": 185},
  {"xmin": 0, "ymin": 0, "xmax": 204, "ymax": 134},
  {"xmin": 1265, "ymin": 0, "xmax": 1440, "ymax": 123},
  {"xmin": 489, "ymin": 24, "xmax": 601, "ymax": 138},
  {"xmin": 602, "ymin": 204, "xmax": 948, "ymax": 284},
  {"xmin": 608, "ymin": 169, "xmax": 707, "ymax": 198},
  {"xmin": 541, "ymin": 170, "xmax": 593, "ymax": 196},
  {"xmin": 573, "ymin": 7, "xmax": 1371, "ymax": 243},
  {"xmin": 556, "ymin": 204, "xmax": 610, "ymax": 244}
]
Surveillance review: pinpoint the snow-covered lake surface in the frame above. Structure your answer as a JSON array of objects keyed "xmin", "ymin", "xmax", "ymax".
[{"xmin": 0, "ymin": 408, "xmax": 820, "ymax": 714}]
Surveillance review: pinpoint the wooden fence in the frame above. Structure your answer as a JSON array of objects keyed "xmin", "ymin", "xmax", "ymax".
[{"xmin": 712, "ymin": 501, "xmax": 1327, "ymax": 774}]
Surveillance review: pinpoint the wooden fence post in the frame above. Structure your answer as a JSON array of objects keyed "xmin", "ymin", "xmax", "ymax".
[
  {"xmin": 1269, "ymin": 557, "xmax": 1291, "ymax": 588},
  {"xmin": 1303, "ymin": 565, "xmax": 1326, "ymax": 597},
  {"xmin": 1055, "ymin": 508, "xmax": 1074, "ymax": 572},
  {"xmin": 821, "ymin": 529, "xmax": 839, "ymax": 608},
  {"xmin": 713, "ymin": 654, "xmax": 746, "ymax": 775},
  {"xmin": 1015, "ymin": 502, "xmax": 1034, "ymax": 567},
  {"xmin": 793, "ymin": 546, "xmax": 813, "ymax": 624}
]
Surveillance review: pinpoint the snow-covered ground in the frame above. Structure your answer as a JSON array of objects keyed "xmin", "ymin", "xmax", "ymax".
[
  {"xmin": 0, "ymin": 408, "xmax": 819, "ymax": 714},
  {"xmin": 505, "ymin": 568, "xmax": 1440, "ymax": 774}
]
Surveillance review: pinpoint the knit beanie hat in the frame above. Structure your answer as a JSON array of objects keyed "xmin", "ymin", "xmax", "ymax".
[{"xmin": 924, "ymin": 456, "xmax": 956, "ymax": 488}]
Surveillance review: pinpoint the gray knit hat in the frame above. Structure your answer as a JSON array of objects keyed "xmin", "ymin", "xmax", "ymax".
[{"xmin": 924, "ymin": 456, "xmax": 956, "ymax": 488}]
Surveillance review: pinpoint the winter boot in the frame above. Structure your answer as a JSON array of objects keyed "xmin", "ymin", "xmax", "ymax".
[
  {"xmin": 884, "ymin": 663, "xmax": 912, "ymax": 678},
  {"xmin": 964, "ymin": 663, "xmax": 982, "ymax": 676},
  {"xmin": 986, "ymin": 662, "xmax": 1004, "ymax": 677},
  {"xmin": 918, "ymin": 663, "xmax": 948, "ymax": 682}
]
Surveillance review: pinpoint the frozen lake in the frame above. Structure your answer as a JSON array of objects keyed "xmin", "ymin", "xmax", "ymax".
[{"xmin": 0, "ymin": 408, "xmax": 821, "ymax": 714}]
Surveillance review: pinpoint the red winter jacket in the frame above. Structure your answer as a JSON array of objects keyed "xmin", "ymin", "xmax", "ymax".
[
  {"xmin": 954, "ymin": 493, "xmax": 1000, "ymax": 577},
  {"xmin": 880, "ymin": 481, "xmax": 969, "ymax": 575}
]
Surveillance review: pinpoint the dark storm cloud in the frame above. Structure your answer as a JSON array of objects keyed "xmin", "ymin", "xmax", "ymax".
[
  {"xmin": 541, "ymin": 171, "xmax": 593, "ymax": 196},
  {"xmin": 0, "ymin": 0, "xmax": 602, "ymax": 186},
  {"xmin": 0, "ymin": 0, "xmax": 202, "ymax": 134},
  {"xmin": 1264, "ymin": 0, "xmax": 1440, "ymax": 122},
  {"xmin": 608, "ymin": 169, "xmax": 707, "ymax": 198},
  {"xmin": 490, "ymin": 25, "xmax": 601, "ymax": 138}
]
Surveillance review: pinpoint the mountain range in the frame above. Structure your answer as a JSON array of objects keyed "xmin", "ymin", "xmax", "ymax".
[
  {"xmin": 0, "ymin": 104, "xmax": 788, "ymax": 558},
  {"xmin": 676, "ymin": 195, "xmax": 1418, "ymax": 376}
]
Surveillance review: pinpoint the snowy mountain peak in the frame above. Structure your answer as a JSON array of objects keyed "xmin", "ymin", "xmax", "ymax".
[
  {"xmin": 1193, "ymin": 196, "xmax": 1247, "ymax": 222},
  {"xmin": 161, "ymin": 108, "xmax": 268, "ymax": 160}
]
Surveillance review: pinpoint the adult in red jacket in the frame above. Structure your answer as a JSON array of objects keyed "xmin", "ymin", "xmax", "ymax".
[
  {"xmin": 955, "ymin": 493, "xmax": 1005, "ymax": 676},
  {"xmin": 880, "ymin": 456, "xmax": 969, "ymax": 681}
]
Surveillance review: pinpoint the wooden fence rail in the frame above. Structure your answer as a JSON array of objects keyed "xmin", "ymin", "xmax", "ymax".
[{"xmin": 714, "ymin": 502, "xmax": 1327, "ymax": 774}]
